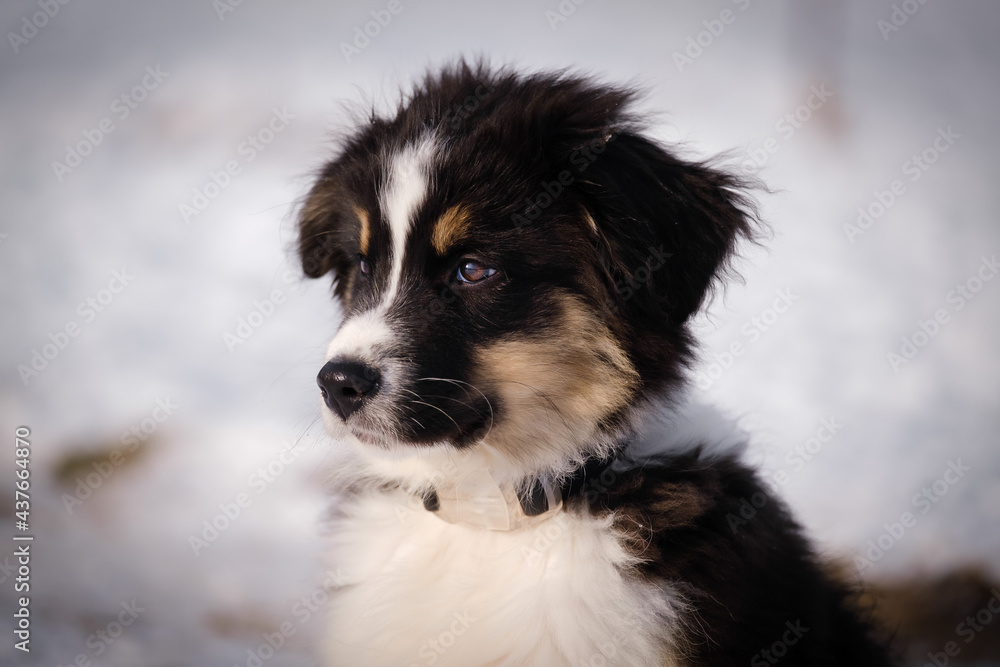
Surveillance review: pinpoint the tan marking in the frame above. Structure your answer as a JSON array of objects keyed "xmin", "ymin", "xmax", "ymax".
[
  {"xmin": 472, "ymin": 292, "xmax": 638, "ymax": 471},
  {"xmin": 431, "ymin": 205, "xmax": 471, "ymax": 255},
  {"xmin": 354, "ymin": 205, "xmax": 371, "ymax": 255}
]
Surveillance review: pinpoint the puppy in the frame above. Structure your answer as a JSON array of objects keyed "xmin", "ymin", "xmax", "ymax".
[{"xmin": 297, "ymin": 61, "xmax": 893, "ymax": 666}]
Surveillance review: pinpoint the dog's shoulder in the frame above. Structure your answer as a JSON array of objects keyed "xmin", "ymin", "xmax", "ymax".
[{"xmin": 567, "ymin": 446, "xmax": 894, "ymax": 665}]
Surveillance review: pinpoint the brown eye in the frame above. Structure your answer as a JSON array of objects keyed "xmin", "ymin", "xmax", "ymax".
[
  {"xmin": 358, "ymin": 256, "xmax": 370, "ymax": 276},
  {"xmin": 456, "ymin": 260, "xmax": 497, "ymax": 284}
]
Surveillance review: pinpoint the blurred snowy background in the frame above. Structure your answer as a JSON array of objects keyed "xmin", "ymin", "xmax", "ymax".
[{"xmin": 1, "ymin": 0, "xmax": 998, "ymax": 664}]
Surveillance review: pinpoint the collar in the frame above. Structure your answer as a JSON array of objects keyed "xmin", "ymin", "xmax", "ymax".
[{"xmin": 420, "ymin": 453, "xmax": 616, "ymax": 531}]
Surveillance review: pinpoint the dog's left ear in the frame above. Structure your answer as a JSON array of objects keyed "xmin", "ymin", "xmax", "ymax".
[
  {"xmin": 296, "ymin": 164, "xmax": 364, "ymax": 305},
  {"xmin": 575, "ymin": 131, "xmax": 758, "ymax": 327}
]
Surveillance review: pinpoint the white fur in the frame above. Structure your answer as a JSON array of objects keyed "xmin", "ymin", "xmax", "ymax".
[
  {"xmin": 324, "ymin": 308, "xmax": 395, "ymax": 362},
  {"xmin": 380, "ymin": 136, "xmax": 437, "ymax": 305},
  {"xmin": 322, "ymin": 137, "xmax": 438, "ymax": 445},
  {"xmin": 321, "ymin": 488, "xmax": 686, "ymax": 667},
  {"xmin": 321, "ymin": 308, "xmax": 408, "ymax": 445},
  {"xmin": 317, "ymin": 394, "xmax": 745, "ymax": 666}
]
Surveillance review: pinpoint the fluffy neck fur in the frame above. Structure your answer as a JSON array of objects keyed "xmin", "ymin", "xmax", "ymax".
[{"xmin": 322, "ymin": 391, "xmax": 747, "ymax": 510}]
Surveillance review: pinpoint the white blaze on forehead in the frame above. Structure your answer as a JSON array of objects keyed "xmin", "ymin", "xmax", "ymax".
[
  {"xmin": 379, "ymin": 135, "xmax": 437, "ymax": 305},
  {"xmin": 325, "ymin": 308, "xmax": 393, "ymax": 362},
  {"xmin": 326, "ymin": 137, "xmax": 436, "ymax": 367}
]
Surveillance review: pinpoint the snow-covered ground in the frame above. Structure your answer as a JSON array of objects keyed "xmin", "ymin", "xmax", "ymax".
[{"xmin": 1, "ymin": 0, "xmax": 998, "ymax": 664}]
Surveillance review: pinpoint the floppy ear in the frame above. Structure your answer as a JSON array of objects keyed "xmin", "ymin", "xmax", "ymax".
[
  {"xmin": 297, "ymin": 168, "xmax": 360, "ymax": 302},
  {"xmin": 298, "ymin": 174, "xmax": 342, "ymax": 278},
  {"xmin": 580, "ymin": 132, "xmax": 758, "ymax": 327}
]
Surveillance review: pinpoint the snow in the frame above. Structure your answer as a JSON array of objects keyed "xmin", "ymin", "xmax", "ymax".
[{"xmin": 1, "ymin": 0, "xmax": 998, "ymax": 663}]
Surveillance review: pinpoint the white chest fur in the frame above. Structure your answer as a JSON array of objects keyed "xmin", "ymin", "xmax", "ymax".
[{"xmin": 320, "ymin": 488, "xmax": 685, "ymax": 667}]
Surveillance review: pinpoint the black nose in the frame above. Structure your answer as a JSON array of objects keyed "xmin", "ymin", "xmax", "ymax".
[{"xmin": 317, "ymin": 359, "xmax": 381, "ymax": 420}]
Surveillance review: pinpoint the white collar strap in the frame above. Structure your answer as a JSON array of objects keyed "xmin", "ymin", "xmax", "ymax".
[{"xmin": 421, "ymin": 464, "xmax": 563, "ymax": 531}]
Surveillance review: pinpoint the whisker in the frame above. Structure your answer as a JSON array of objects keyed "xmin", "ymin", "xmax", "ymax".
[
  {"xmin": 411, "ymin": 393, "xmax": 483, "ymax": 414},
  {"xmin": 292, "ymin": 414, "xmax": 337, "ymax": 473},
  {"xmin": 496, "ymin": 378, "xmax": 571, "ymax": 433},
  {"xmin": 415, "ymin": 377, "xmax": 494, "ymax": 439},
  {"xmin": 399, "ymin": 387, "xmax": 484, "ymax": 418},
  {"xmin": 407, "ymin": 399, "xmax": 462, "ymax": 431}
]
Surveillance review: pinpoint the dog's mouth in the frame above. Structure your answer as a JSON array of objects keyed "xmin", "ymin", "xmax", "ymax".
[
  {"xmin": 341, "ymin": 408, "xmax": 494, "ymax": 451},
  {"xmin": 346, "ymin": 427, "xmax": 394, "ymax": 449},
  {"xmin": 318, "ymin": 359, "xmax": 495, "ymax": 449}
]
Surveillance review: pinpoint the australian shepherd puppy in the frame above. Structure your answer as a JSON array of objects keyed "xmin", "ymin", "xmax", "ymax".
[{"xmin": 297, "ymin": 61, "xmax": 894, "ymax": 666}]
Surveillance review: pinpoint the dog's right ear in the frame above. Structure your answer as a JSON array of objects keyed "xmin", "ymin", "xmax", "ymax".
[
  {"xmin": 297, "ymin": 168, "xmax": 358, "ymax": 301},
  {"xmin": 298, "ymin": 173, "xmax": 341, "ymax": 279}
]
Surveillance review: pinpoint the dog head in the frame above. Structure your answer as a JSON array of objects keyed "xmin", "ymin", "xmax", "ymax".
[{"xmin": 298, "ymin": 62, "xmax": 756, "ymax": 482}]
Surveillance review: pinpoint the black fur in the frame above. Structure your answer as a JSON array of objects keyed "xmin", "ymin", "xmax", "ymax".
[
  {"xmin": 299, "ymin": 61, "xmax": 758, "ymax": 444},
  {"xmin": 298, "ymin": 60, "xmax": 894, "ymax": 664},
  {"xmin": 565, "ymin": 452, "xmax": 894, "ymax": 665}
]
